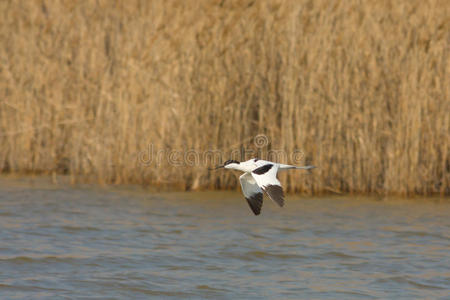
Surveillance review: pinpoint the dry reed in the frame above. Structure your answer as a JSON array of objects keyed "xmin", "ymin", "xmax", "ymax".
[{"xmin": 0, "ymin": 0, "xmax": 449, "ymax": 195}]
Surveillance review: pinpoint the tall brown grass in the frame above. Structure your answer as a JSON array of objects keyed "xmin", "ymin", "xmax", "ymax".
[{"xmin": 0, "ymin": 0, "xmax": 448, "ymax": 195}]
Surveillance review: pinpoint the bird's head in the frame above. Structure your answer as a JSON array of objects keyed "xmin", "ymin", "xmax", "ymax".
[
  {"xmin": 209, "ymin": 159, "xmax": 240, "ymax": 170},
  {"xmin": 223, "ymin": 159, "xmax": 240, "ymax": 169}
]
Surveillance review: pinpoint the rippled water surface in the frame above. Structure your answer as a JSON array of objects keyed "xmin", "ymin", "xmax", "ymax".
[{"xmin": 0, "ymin": 179, "xmax": 449, "ymax": 299}]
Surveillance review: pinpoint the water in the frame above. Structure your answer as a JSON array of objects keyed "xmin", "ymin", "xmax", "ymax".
[{"xmin": 0, "ymin": 179, "xmax": 449, "ymax": 299}]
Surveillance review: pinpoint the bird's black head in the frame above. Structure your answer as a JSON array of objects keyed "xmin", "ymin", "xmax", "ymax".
[
  {"xmin": 208, "ymin": 159, "xmax": 240, "ymax": 171},
  {"xmin": 223, "ymin": 159, "xmax": 240, "ymax": 166}
]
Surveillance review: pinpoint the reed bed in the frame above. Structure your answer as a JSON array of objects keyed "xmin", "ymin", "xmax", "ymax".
[{"xmin": 0, "ymin": 0, "xmax": 448, "ymax": 195}]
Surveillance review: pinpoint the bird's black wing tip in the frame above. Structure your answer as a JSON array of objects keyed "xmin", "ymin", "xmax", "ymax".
[
  {"xmin": 263, "ymin": 185, "xmax": 284, "ymax": 207},
  {"xmin": 245, "ymin": 193, "xmax": 263, "ymax": 215}
]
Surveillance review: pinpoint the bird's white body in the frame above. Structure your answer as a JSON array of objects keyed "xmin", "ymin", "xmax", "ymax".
[
  {"xmin": 216, "ymin": 158, "xmax": 315, "ymax": 215},
  {"xmin": 225, "ymin": 158, "xmax": 308, "ymax": 173}
]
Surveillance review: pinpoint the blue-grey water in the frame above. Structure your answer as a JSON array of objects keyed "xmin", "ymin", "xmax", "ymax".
[{"xmin": 0, "ymin": 179, "xmax": 449, "ymax": 299}]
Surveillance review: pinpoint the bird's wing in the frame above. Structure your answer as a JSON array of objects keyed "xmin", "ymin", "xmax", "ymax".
[
  {"xmin": 239, "ymin": 173, "xmax": 263, "ymax": 215},
  {"xmin": 251, "ymin": 163, "xmax": 284, "ymax": 207},
  {"xmin": 253, "ymin": 159, "xmax": 274, "ymax": 167},
  {"xmin": 278, "ymin": 163, "xmax": 316, "ymax": 170}
]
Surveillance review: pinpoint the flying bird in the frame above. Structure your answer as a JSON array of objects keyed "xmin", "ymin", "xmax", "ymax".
[{"xmin": 210, "ymin": 158, "xmax": 316, "ymax": 215}]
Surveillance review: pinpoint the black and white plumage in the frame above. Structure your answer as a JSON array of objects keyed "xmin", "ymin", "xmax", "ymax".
[{"xmin": 210, "ymin": 158, "xmax": 316, "ymax": 215}]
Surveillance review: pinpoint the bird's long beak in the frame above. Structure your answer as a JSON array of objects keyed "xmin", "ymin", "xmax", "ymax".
[{"xmin": 208, "ymin": 165, "xmax": 224, "ymax": 171}]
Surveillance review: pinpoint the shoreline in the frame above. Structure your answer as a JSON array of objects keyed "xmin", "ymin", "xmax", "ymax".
[{"xmin": 0, "ymin": 173, "xmax": 447, "ymax": 200}]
